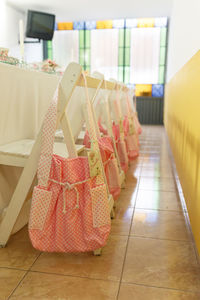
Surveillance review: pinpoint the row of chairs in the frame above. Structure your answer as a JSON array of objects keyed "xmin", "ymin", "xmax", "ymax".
[{"xmin": 0, "ymin": 62, "xmax": 141, "ymax": 253}]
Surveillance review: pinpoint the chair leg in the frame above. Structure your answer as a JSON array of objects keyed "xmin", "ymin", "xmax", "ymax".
[
  {"xmin": 0, "ymin": 134, "xmax": 42, "ymax": 247},
  {"xmin": 0, "ymin": 165, "xmax": 37, "ymax": 247},
  {"xmin": 110, "ymin": 208, "xmax": 115, "ymax": 219},
  {"xmin": 93, "ymin": 248, "xmax": 102, "ymax": 256},
  {"xmin": 121, "ymin": 180, "xmax": 126, "ymax": 189}
]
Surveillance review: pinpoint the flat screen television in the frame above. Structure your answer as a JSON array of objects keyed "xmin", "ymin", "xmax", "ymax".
[{"xmin": 26, "ymin": 10, "xmax": 55, "ymax": 41}]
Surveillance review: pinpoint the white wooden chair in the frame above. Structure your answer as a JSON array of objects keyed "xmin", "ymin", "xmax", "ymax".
[
  {"xmin": 0, "ymin": 63, "xmax": 114, "ymax": 250},
  {"xmin": 91, "ymin": 72, "xmax": 126, "ymax": 187}
]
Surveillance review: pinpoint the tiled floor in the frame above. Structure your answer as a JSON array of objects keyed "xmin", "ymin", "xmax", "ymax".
[{"xmin": 1, "ymin": 125, "xmax": 200, "ymax": 299}]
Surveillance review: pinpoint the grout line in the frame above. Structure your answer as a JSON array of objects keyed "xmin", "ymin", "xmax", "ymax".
[
  {"xmin": 121, "ymin": 281, "xmax": 200, "ymax": 295},
  {"xmin": 134, "ymin": 207, "xmax": 183, "ymax": 212},
  {"xmin": 0, "ymin": 266, "xmax": 29, "ymax": 272},
  {"xmin": 7, "ymin": 252, "xmax": 42, "ymax": 299},
  {"xmin": 129, "ymin": 235, "xmax": 194, "ymax": 243},
  {"xmin": 16, "ymin": 268, "xmax": 121, "ymax": 283},
  {"xmin": 7, "ymin": 270, "xmax": 29, "ymax": 300},
  {"xmin": 116, "ymin": 167, "xmax": 142, "ymax": 299}
]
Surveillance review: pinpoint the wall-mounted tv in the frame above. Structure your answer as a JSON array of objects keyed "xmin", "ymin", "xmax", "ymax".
[{"xmin": 26, "ymin": 10, "xmax": 55, "ymax": 41}]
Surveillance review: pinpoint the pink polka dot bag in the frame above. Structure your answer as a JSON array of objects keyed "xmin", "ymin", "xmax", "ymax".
[{"xmin": 29, "ymin": 77, "xmax": 111, "ymax": 253}]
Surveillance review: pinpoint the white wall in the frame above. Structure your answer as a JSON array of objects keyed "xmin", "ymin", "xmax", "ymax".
[
  {"xmin": 8, "ymin": 0, "xmax": 173, "ymax": 21},
  {"xmin": 167, "ymin": 0, "xmax": 200, "ymax": 81},
  {"xmin": 0, "ymin": 1, "xmax": 43, "ymax": 63},
  {"xmin": 0, "ymin": 1, "xmax": 24, "ymax": 48}
]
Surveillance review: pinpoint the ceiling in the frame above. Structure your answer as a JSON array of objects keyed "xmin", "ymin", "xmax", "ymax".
[{"xmin": 7, "ymin": 0, "xmax": 174, "ymax": 21}]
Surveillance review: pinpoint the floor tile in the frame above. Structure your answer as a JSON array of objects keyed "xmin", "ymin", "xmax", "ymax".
[
  {"xmin": 131, "ymin": 209, "xmax": 191, "ymax": 241},
  {"xmin": 135, "ymin": 190, "xmax": 182, "ymax": 211},
  {"xmin": 141, "ymin": 166, "xmax": 173, "ymax": 178},
  {"xmin": 31, "ymin": 235, "xmax": 128, "ymax": 282},
  {"xmin": 0, "ymin": 227, "xmax": 40, "ymax": 270},
  {"xmin": 116, "ymin": 189, "xmax": 137, "ymax": 209},
  {"xmin": 10, "ymin": 271, "xmax": 119, "ymax": 300},
  {"xmin": 118, "ymin": 283, "xmax": 200, "ymax": 300},
  {"xmin": 0, "ymin": 268, "xmax": 26, "ymax": 300},
  {"xmin": 139, "ymin": 177, "xmax": 176, "ymax": 192},
  {"xmin": 122, "ymin": 237, "xmax": 200, "ymax": 292},
  {"xmin": 124, "ymin": 174, "xmax": 139, "ymax": 189},
  {"xmin": 111, "ymin": 207, "xmax": 133, "ymax": 236}
]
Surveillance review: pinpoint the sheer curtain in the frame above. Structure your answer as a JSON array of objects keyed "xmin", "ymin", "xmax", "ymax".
[
  {"xmin": 91, "ymin": 29, "xmax": 118, "ymax": 80},
  {"xmin": 130, "ymin": 27, "xmax": 161, "ymax": 84},
  {"xmin": 52, "ymin": 30, "xmax": 79, "ymax": 70}
]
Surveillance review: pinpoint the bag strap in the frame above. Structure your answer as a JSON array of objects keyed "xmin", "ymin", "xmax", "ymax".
[
  {"xmin": 126, "ymin": 90, "xmax": 134, "ymax": 117},
  {"xmin": 37, "ymin": 73, "xmax": 100, "ymax": 187},
  {"xmin": 82, "ymin": 73, "xmax": 99, "ymax": 151},
  {"xmin": 37, "ymin": 88, "xmax": 59, "ymax": 187}
]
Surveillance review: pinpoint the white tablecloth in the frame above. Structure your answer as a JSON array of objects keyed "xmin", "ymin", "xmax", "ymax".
[{"xmin": 0, "ymin": 63, "xmax": 59, "ymax": 146}]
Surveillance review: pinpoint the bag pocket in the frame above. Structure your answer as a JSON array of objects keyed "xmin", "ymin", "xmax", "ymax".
[
  {"xmin": 29, "ymin": 186, "xmax": 52, "ymax": 230},
  {"xmin": 107, "ymin": 158, "xmax": 121, "ymax": 188},
  {"xmin": 126, "ymin": 134, "xmax": 138, "ymax": 152},
  {"xmin": 117, "ymin": 140, "xmax": 128, "ymax": 164},
  {"xmin": 90, "ymin": 184, "xmax": 111, "ymax": 228}
]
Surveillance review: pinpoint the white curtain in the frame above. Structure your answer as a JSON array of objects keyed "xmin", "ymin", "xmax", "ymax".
[
  {"xmin": 130, "ymin": 28, "xmax": 161, "ymax": 84},
  {"xmin": 52, "ymin": 30, "xmax": 79, "ymax": 70},
  {"xmin": 91, "ymin": 29, "xmax": 118, "ymax": 80}
]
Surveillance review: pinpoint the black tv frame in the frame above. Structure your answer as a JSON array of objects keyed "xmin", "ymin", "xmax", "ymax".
[{"xmin": 26, "ymin": 10, "xmax": 55, "ymax": 41}]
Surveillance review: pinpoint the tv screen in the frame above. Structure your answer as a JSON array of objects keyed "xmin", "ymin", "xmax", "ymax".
[{"xmin": 26, "ymin": 10, "xmax": 55, "ymax": 40}]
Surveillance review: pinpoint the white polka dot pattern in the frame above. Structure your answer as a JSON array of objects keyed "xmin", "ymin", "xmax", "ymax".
[
  {"xmin": 29, "ymin": 74, "xmax": 111, "ymax": 253},
  {"xmin": 112, "ymin": 122, "xmax": 129, "ymax": 173},
  {"xmin": 91, "ymin": 184, "xmax": 110, "ymax": 228},
  {"xmin": 83, "ymin": 132, "xmax": 121, "ymax": 200},
  {"xmin": 123, "ymin": 116, "xmax": 139, "ymax": 160},
  {"xmin": 29, "ymin": 187, "xmax": 52, "ymax": 230},
  {"xmin": 29, "ymin": 156, "xmax": 111, "ymax": 253}
]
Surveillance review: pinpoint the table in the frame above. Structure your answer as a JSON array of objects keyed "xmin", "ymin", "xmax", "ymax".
[
  {"xmin": 0, "ymin": 63, "xmax": 59, "ymax": 215},
  {"xmin": 0, "ymin": 63, "xmax": 59, "ymax": 146}
]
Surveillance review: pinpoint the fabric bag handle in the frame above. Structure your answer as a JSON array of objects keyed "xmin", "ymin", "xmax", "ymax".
[
  {"xmin": 37, "ymin": 73, "xmax": 101, "ymax": 187},
  {"xmin": 125, "ymin": 90, "xmax": 134, "ymax": 117},
  {"xmin": 82, "ymin": 73, "xmax": 100, "ymax": 151},
  {"xmin": 37, "ymin": 88, "xmax": 59, "ymax": 187}
]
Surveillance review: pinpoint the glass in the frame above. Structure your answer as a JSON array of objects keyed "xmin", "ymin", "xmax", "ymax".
[
  {"xmin": 125, "ymin": 29, "xmax": 131, "ymax": 47},
  {"xmin": 79, "ymin": 30, "xmax": 84, "ymax": 48},
  {"xmin": 118, "ymin": 48, "xmax": 124, "ymax": 66},
  {"xmin": 85, "ymin": 21, "xmax": 96, "ymax": 30},
  {"xmin": 158, "ymin": 66, "xmax": 165, "ymax": 84},
  {"xmin": 125, "ymin": 48, "xmax": 130, "ymax": 66},
  {"xmin": 85, "ymin": 30, "xmax": 91, "ymax": 48},
  {"xmin": 113, "ymin": 19, "xmax": 124, "ymax": 29},
  {"xmin": 160, "ymin": 28, "xmax": 167, "ymax": 47},
  {"xmin": 118, "ymin": 29, "xmax": 124, "ymax": 47},
  {"xmin": 152, "ymin": 84, "xmax": 164, "ymax": 97},
  {"xmin": 73, "ymin": 21, "xmax": 84, "ymax": 30},
  {"xmin": 124, "ymin": 67, "xmax": 130, "ymax": 84},
  {"xmin": 126, "ymin": 19, "xmax": 137, "ymax": 28},
  {"xmin": 137, "ymin": 18, "xmax": 155, "ymax": 28},
  {"xmin": 118, "ymin": 67, "xmax": 124, "ymax": 81},
  {"xmin": 159, "ymin": 47, "xmax": 166, "ymax": 66},
  {"xmin": 79, "ymin": 49, "xmax": 85, "ymax": 66},
  {"xmin": 155, "ymin": 17, "xmax": 168, "ymax": 27},
  {"xmin": 85, "ymin": 49, "xmax": 90, "ymax": 66}
]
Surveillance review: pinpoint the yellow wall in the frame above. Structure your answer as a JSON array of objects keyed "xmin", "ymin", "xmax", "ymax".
[{"xmin": 165, "ymin": 50, "xmax": 200, "ymax": 254}]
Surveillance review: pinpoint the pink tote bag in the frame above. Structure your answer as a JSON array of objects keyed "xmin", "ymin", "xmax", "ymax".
[
  {"xmin": 29, "ymin": 82, "xmax": 111, "ymax": 253},
  {"xmin": 112, "ymin": 122, "xmax": 129, "ymax": 173},
  {"xmin": 84, "ymin": 131, "xmax": 121, "ymax": 200},
  {"xmin": 123, "ymin": 116, "xmax": 139, "ymax": 160}
]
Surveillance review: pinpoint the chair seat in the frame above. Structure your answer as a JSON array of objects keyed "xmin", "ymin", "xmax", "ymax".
[
  {"xmin": 55, "ymin": 130, "xmax": 86, "ymax": 142},
  {"xmin": 0, "ymin": 139, "xmax": 85, "ymax": 167}
]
